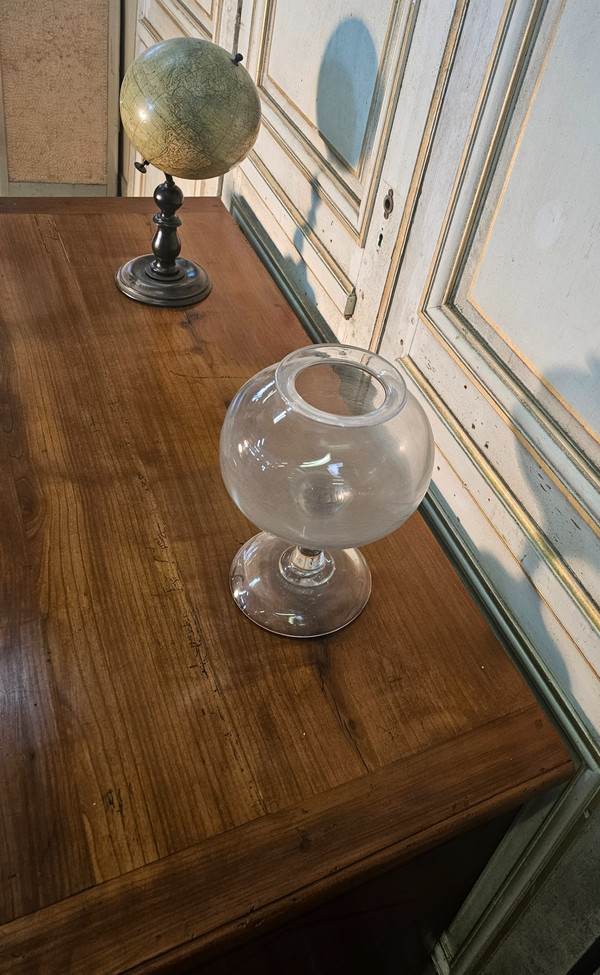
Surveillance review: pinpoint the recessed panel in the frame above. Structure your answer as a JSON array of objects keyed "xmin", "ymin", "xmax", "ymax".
[
  {"xmin": 265, "ymin": 0, "xmax": 393, "ymax": 171},
  {"xmin": 0, "ymin": 0, "xmax": 109, "ymax": 184},
  {"xmin": 378, "ymin": 0, "xmax": 600, "ymax": 685},
  {"xmin": 469, "ymin": 0, "xmax": 600, "ymax": 437}
]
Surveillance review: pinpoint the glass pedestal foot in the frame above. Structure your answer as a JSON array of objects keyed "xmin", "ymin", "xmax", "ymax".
[{"xmin": 229, "ymin": 531, "xmax": 371, "ymax": 638}]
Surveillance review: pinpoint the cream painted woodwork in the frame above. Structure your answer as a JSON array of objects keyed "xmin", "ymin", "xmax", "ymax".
[
  {"xmin": 223, "ymin": 0, "xmax": 458, "ymax": 343},
  {"xmin": 377, "ymin": 0, "xmax": 600, "ymax": 736},
  {"xmin": 0, "ymin": 0, "xmax": 120, "ymax": 196}
]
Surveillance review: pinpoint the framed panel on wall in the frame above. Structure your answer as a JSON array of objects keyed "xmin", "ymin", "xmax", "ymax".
[
  {"xmin": 378, "ymin": 0, "xmax": 600, "ymax": 731},
  {"xmin": 223, "ymin": 0, "xmax": 458, "ymax": 345},
  {"xmin": 0, "ymin": 0, "xmax": 121, "ymax": 197}
]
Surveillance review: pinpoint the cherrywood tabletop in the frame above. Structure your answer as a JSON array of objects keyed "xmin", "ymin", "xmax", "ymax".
[{"xmin": 0, "ymin": 197, "xmax": 573, "ymax": 974}]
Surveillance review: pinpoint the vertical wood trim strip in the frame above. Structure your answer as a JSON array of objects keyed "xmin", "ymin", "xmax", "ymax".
[
  {"xmin": 106, "ymin": 0, "xmax": 123, "ymax": 196},
  {"xmin": 0, "ymin": 54, "xmax": 10, "ymax": 195}
]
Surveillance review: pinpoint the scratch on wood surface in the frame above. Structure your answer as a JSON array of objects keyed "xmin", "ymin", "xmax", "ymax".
[
  {"xmin": 308, "ymin": 643, "xmax": 369, "ymax": 771},
  {"xmin": 182, "ymin": 610, "xmax": 204, "ymax": 658},
  {"xmin": 102, "ymin": 788, "xmax": 124, "ymax": 816}
]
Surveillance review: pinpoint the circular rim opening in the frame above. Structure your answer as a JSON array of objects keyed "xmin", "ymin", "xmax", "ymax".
[{"xmin": 275, "ymin": 344, "xmax": 407, "ymax": 427}]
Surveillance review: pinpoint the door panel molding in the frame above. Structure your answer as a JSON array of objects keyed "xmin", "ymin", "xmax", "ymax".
[
  {"xmin": 379, "ymin": 0, "xmax": 600, "ymax": 735},
  {"xmin": 140, "ymin": 0, "xmax": 216, "ymax": 41},
  {"xmin": 447, "ymin": 0, "xmax": 600, "ymax": 468},
  {"xmin": 433, "ymin": 766, "xmax": 600, "ymax": 974},
  {"xmin": 245, "ymin": 151, "xmax": 352, "ymax": 301},
  {"xmin": 230, "ymin": 192, "xmax": 337, "ymax": 343},
  {"xmin": 250, "ymin": 0, "xmax": 414, "ymax": 230},
  {"xmin": 405, "ymin": 348, "xmax": 600, "ymax": 666},
  {"xmin": 227, "ymin": 0, "xmax": 458, "ymax": 341}
]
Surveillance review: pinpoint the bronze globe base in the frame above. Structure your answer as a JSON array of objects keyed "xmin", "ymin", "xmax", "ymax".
[
  {"xmin": 115, "ymin": 255, "xmax": 211, "ymax": 306},
  {"xmin": 116, "ymin": 173, "xmax": 212, "ymax": 308}
]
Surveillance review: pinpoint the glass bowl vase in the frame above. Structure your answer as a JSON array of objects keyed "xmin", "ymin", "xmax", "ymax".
[{"xmin": 220, "ymin": 344, "xmax": 435, "ymax": 637}]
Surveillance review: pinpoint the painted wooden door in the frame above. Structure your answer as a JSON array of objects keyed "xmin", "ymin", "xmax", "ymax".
[
  {"xmin": 222, "ymin": 0, "xmax": 458, "ymax": 343},
  {"xmin": 376, "ymin": 0, "xmax": 600, "ymax": 732}
]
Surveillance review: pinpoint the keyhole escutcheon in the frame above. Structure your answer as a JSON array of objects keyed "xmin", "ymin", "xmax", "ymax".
[{"xmin": 383, "ymin": 188, "xmax": 394, "ymax": 219}]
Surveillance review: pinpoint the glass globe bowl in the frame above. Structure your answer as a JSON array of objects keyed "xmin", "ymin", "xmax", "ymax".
[{"xmin": 220, "ymin": 344, "xmax": 435, "ymax": 637}]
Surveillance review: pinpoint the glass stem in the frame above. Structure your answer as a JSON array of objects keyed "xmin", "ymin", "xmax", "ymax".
[
  {"xmin": 279, "ymin": 545, "xmax": 335, "ymax": 588},
  {"xmin": 291, "ymin": 547, "xmax": 326, "ymax": 571}
]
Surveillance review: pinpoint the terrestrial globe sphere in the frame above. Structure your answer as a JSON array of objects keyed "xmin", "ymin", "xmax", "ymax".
[
  {"xmin": 120, "ymin": 37, "xmax": 261, "ymax": 179},
  {"xmin": 220, "ymin": 344, "xmax": 435, "ymax": 637}
]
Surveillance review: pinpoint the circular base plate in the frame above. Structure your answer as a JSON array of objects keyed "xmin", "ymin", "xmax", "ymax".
[
  {"xmin": 115, "ymin": 255, "xmax": 212, "ymax": 307},
  {"xmin": 230, "ymin": 532, "xmax": 371, "ymax": 638}
]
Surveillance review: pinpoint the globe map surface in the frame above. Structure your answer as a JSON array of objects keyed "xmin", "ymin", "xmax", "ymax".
[{"xmin": 120, "ymin": 37, "xmax": 261, "ymax": 180}]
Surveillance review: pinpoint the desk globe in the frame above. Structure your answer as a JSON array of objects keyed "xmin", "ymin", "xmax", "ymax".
[
  {"xmin": 220, "ymin": 344, "xmax": 435, "ymax": 637},
  {"xmin": 116, "ymin": 37, "xmax": 261, "ymax": 306}
]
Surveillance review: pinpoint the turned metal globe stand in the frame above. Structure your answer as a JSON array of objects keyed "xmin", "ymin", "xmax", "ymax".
[{"xmin": 115, "ymin": 169, "xmax": 212, "ymax": 306}]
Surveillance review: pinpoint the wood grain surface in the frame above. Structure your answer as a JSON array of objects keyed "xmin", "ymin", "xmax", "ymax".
[{"xmin": 0, "ymin": 198, "xmax": 573, "ymax": 974}]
